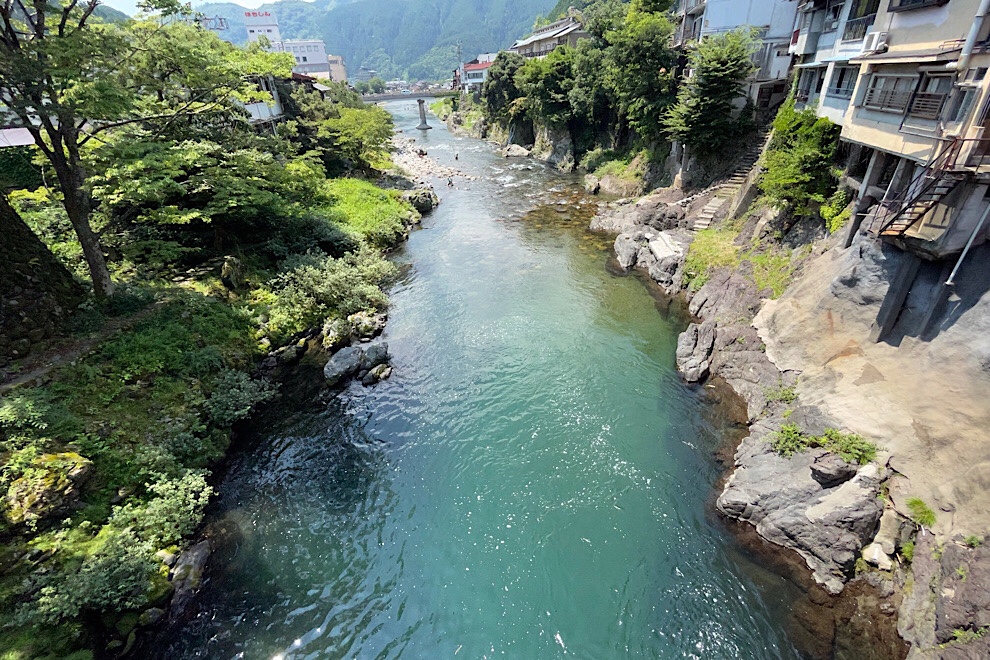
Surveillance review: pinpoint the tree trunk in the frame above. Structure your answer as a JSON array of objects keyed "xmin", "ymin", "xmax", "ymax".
[
  {"xmin": 0, "ymin": 194, "xmax": 85, "ymax": 363},
  {"xmin": 49, "ymin": 150, "xmax": 115, "ymax": 298}
]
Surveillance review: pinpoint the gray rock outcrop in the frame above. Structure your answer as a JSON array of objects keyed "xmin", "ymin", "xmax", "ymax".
[
  {"xmin": 401, "ymin": 188, "xmax": 439, "ymax": 214},
  {"xmin": 502, "ymin": 144, "xmax": 530, "ymax": 158},
  {"xmin": 323, "ymin": 342, "xmax": 390, "ymax": 387},
  {"xmin": 169, "ymin": 540, "xmax": 210, "ymax": 618},
  {"xmin": 530, "ymin": 123, "xmax": 574, "ymax": 172},
  {"xmin": 717, "ymin": 430, "xmax": 883, "ymax": 594}
]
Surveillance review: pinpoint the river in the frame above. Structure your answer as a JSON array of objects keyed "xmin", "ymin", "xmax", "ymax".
[{"xmin": 157, "ymin": 101, "xmax": 802, "ymax": 659}]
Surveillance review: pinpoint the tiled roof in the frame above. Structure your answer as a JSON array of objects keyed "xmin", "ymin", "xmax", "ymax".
[{"xmin": 464, "ymin": 61, "xmax": 493, "ymax": 71}]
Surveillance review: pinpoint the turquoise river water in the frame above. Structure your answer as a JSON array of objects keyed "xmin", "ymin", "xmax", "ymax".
[{"xmin": 157, "ymin": 102, "xmax": 803, "ymax": 659}]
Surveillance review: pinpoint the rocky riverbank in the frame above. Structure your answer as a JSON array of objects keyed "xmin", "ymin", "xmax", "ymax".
[{"xmin": 591, "ymin": 187, "xmax": 990, "ymax": 658}]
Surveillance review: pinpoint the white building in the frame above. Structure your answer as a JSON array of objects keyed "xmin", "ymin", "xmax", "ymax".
[
  {"xmin": 509, "ymin": 17, "xmax": 590, "ymax": 58},
  {"xmin": 244, "ymin": 11, "xmax": 332, "ymax": 79},
  {"xmin": 672, "ymin": 0, "xmax": 800, "ymax": 108}
]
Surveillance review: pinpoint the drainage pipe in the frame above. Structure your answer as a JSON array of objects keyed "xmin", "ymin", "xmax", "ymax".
[
  {"xmin": 947, "ymin": 0, "xmax": 990, "ymax": 72},
  {"xmin": 945, "ymin": 199, "xmax": 990, "ymax": 287}
]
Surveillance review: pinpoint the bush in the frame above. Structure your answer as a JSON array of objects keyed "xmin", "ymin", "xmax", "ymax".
[
  {"xmin": 759, "ymin": 100, "xmax": 841, "ymax": 215},
  {"xmin": 15, "ymin": 530, "xmax": 157, "ymax": 626},
  {"xmin": 260, "ymin": 249, "xmax": 395, "ymax": 342},
  {"xmin": 321, "ymin": 178, "xmax": 415, "ymax": 249},
  {"xmin": 769, "ymin": 424, "xmax": 878, "ymax": 464},
  {"xmin": 770, "ymin": 423, "xmax": 808, "ymax": 457},
  {"xmin": 821, "ymin": 188, "xmax": 852, "ymax": 234},
  {"xmin": 764, "ymin": 382, "xmax": 797, "ymax": 404},
  {"xmin": 906, "ymin": 497, "xmax": 937, "ymax": 528},
  {"xmin": 901, "ymin": 541, "xmax": 915, "ymax": 563},
  {"xmin": 108, "ymin": 471, "xmax": 213, "ymax": 548},
  {"xmin": 203, "ymin": 369, "xmax": 276, "ymax": 427}
]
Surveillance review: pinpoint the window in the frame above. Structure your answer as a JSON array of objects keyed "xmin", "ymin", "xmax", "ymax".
[
  {"xmin": 888, "ymin": 0, "xmax": 950, "ymax": 12},
  {"xmin": 843, "ymin": 0, "xmax": 880, "ymax": 40},
  {"xmin": 302, "ymin": 56, "xmax": 308, "ymax": 62},
  {"xmin": 249, "ymin": 29, "xmax": 255, "ymax": 33},
  {"xmin": 827, "ymin": 66, "xmax": 859, "ymax": 99},
  {"xmin": 824, "ymin": 0, "xmax": 845, "ymax": 31},
  {"xmin": 944, "ymin": 85, "xmax": 978, "ymax": 124},
  {"xmin": 907, "ymin": 74, "xmax": 951, "ymax": 119},
  {"xmin": 863, "ymin": 75, "xmax": 914, "ymax": 112}
]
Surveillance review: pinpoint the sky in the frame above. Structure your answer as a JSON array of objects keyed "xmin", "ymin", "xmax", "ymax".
[{"xmin": 102, "ymin": 0, "xmax": 279, "ymax": 17}]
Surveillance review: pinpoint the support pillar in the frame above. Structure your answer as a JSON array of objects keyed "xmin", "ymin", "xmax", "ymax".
[
  {"xmin": 416, "ymin": 99, "xmax": 432, "ymax": 131},
  {"xmin": 870, "ymin": 252, "xmax": 922, "ymax": 343}
]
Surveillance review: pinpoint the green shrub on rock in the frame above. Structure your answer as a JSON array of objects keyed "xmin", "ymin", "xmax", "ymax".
[{"xmin": 769, "ymin": 424, "xmax": 878, "ymax": 465}]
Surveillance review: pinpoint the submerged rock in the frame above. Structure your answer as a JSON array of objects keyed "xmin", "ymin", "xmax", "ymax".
[
  {"xmin": 169, "ymin": 540, "xmax": 210, "ymax": 618},
  {"xmin": 323, "ymin": 343, "xmax": 390, "ymax": 387}
]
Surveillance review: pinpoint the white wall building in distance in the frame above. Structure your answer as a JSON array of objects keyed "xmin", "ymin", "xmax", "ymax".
[{"xmin": 244, "ymin": 11, "xmax": 332, "ymax": 79}]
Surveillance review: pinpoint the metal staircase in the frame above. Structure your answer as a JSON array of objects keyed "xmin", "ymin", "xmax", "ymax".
[{"xmin": 872, "ymin": 139, "xmax": 965, "ymax": 237}]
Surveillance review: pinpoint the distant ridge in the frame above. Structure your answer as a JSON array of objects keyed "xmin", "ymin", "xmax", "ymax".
[{"xmin": 195, "ymin": 0, "xmax": 558, "ymax": 80}]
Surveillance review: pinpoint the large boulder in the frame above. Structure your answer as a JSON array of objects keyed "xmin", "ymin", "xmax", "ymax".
[
  {"xmin": 169, "ymin": 540, "xmax": 211, "ymax": 618},
  {"xmin": 530, "ymin": 123, "xmax": 574, "ymax": 172},
  {"xmin": 590, "ymin": 192, "xmax": 686, "ymax": 234},
  {"xmin": 323, "ymin": 343, "xmax": 390, "ymax": 387},
  {"xmin": 401, "ymin": 188, "xmax": 439, "ymax": 215},
  {"xmin": 502, "ymin": 144, "xmax": 530, "ymax": 158},
  {"xmin": 717, "ymin": 433, "xmax": 883, "ymax": 594}
]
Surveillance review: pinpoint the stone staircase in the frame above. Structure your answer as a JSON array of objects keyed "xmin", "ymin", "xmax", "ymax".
[{"xmin": 690, "ymin": 129, "xmax": 770, "ymax": 231}]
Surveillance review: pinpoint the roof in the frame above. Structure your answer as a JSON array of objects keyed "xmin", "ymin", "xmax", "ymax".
[
  {"xmin": 511, "ymin": 20, "xmax": 586, "ymax": 49},
  {"xmin": 464, "ymin": 61, "xmax": 492, "ymax": 72},
  {"xmin": 850, "ymin": 46, "xmax": 962, "ymax": 65}
]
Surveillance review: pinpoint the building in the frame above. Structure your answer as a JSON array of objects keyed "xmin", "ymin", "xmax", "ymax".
[
  {"xmin": 790, "ymin": 0, "xmax": 990, "ymax": 340},
  {"xmin": 461, "ymin": 60, "xmax": 493, "ymax": 92},
  {"xmin": 327, "ymin": 55, "xmax": 347, "ymax": 82},
  {"xmin": 508, "ymin": 16, "xmax": 590, "ymax": 58},
  {"xmin": 671, "ymin": 0, "xmax": 799, "ymax": 108},
  {"xmin": 243, "ymin": 11, "xmax": 332, "ymax": 79}
]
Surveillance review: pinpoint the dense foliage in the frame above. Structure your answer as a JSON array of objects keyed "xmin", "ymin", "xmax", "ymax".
[
  {"xmin": 0, "ymin": 4, "xmax": 416, "ymax": 656},
  {"xmin": 663, "ymin": 29, "xmax": 758, "ymax": 153},
  {"xmin": 480, "ymin": 0, "xmax": 679, "ymax": 171},
  {"xmin": 196, "ymin": 0, "xmax": 559, "ymax": 81},
  {"xmin": 759, "ymin": 100, "xmax": 842, "ymax": 214}
]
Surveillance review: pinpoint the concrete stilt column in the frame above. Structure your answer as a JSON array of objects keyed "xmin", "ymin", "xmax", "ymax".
[
  {"xmin": 416, "ymin": 99, "xmax": 432, "ymax": 131},
  {"xmin": 870, "ymin": 252, "xmax": 922, "ymax": 343}
]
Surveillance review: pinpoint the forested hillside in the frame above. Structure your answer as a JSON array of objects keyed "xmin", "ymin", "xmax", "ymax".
[{"xmin": 195, "ymin": 0, "xmax": 558, "ymax": 80}]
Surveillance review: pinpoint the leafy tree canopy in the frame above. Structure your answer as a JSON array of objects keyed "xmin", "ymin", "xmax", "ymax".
[{"xmin": 663, "ymin": 28, "xmax": 758, "ymax": 152}]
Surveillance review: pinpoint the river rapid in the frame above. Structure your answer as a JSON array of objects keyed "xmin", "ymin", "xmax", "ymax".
[{"xmin": 157, "ymin": 101, "xmax": 803, "ymax": 659}]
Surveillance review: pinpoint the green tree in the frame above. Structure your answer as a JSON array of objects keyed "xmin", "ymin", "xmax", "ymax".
[
  {"xmin": 368, "ymin": 76, "xmax": 387, "ymax": 94},
  {"xmin": 663, "ymin": 28, "xmax": 758, "ymax": 153},
  {"xmin": 516, "ymin": 46, "xmax": 576, "ymax": 126},
  {"xmin": 759, "ymin": 100, "xmax": 841, "ymax": 214},
  {"xmin": 600, "ymin": 6, "xmax": 677, "ymax": 143},
  {"xmin": 0, "ymin": 0, "xmax": 293, "ymax": 297},
  {"xmin": 482, "ymin": 51, "xmax": 527, "ymax": 120}
]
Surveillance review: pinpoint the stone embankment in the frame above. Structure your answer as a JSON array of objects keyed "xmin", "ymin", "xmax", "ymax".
[{"xmin": 592, "ymin": 185, "xmax": 990, "ymax": 658}]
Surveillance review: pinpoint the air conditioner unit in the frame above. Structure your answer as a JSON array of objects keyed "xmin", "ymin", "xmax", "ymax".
[
  {"xmin": 824, "ymin": 18, "xmax": 840, "ymax": 31},
  {"xmin": 863, "ymin": 31, "xmax": 889, "ymax": 53}
]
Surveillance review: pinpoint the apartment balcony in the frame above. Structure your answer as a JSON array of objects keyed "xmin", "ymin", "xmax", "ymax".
[
  {"xmin": 842, "ymin": 14, "xmax": 876, "ymax": 41},
  {"xmin": 863, "ymin": 87, "xmax": 912, "ymax": 113}
]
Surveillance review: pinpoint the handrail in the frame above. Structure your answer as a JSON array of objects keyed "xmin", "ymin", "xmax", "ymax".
[{"xmin": 872, "ymin": 138, "xmax": 959, "ymax": 233}]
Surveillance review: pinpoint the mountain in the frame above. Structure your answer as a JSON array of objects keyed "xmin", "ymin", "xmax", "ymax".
[{"xmin": 195, "ymin": 0, "xmax": 558, "ymax": 80}]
